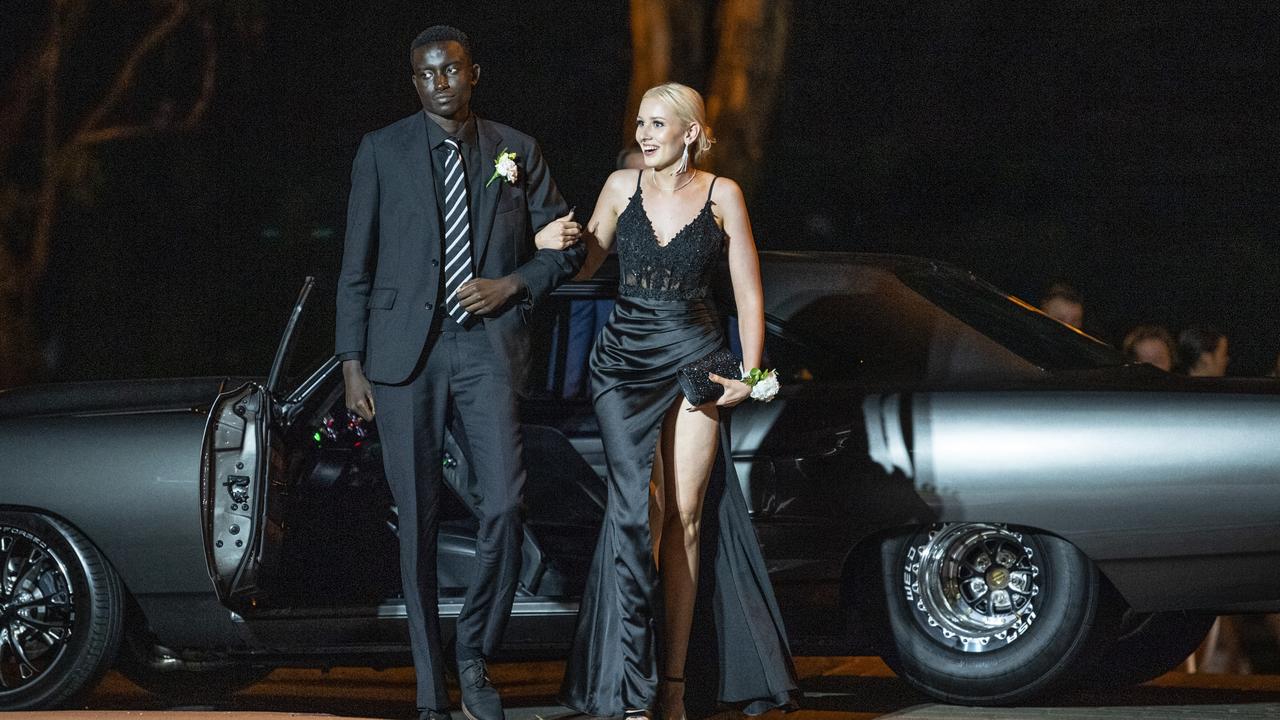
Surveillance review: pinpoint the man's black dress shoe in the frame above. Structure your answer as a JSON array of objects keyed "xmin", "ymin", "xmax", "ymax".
[
  {"xmin": 418, "ymin": 709, "xmax": 453, "ymax": 720},
  {"xmin": 458, "ymin": 657, "xmax": 504, "ymax": 720}
]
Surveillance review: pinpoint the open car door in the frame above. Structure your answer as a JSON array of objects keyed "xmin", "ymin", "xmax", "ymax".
[{"xmin": 201, "ymin": 277, "xmax": 315, "ymax": 600}]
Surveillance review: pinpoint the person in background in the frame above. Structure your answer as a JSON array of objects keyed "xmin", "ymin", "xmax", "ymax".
[
  {"xmin": 1177, "ymin": 327, "xmax": 1230, "ymax": 376},
  {"xmin": 1039, "ymin": 281, "xmax": 1085, "ymax": 329},
  {"xmin": 616, "ymin": 143, "xmax": 646, "ymax": 171},
  {"xmin": 1121, "ymin": 324, "xmax": 1175, "ymax": 372}
]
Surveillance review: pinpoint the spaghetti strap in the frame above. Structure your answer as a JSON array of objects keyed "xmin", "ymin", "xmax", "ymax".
[
  {"xmin": 706, "ymin": 175, "xmax": 718, "ymax": 203},
  {"xmin": 635, "ymin": 169, "xmax": 644, "ymax": 192}
]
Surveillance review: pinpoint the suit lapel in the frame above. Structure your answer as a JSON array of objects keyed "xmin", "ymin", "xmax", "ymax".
[
  {"xmin": 403, "ymin": 113, "xmax": 442, "ymax": 257},
  {"xmin": 471, "ymin": 118, "xmax": 504, "ymax": 267}
]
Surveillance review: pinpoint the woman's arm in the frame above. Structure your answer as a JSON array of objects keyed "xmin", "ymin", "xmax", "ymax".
[
  {"xmin": 715, "ymin": 178, "xmax": 765, "ymax": 372},
  {"xmin": 575, "ymin": 169, "xmax": 634, "ymax": 280},
  {"xmin": 532, "ymin": 169, "xmax": 633, "ymax": 279}
]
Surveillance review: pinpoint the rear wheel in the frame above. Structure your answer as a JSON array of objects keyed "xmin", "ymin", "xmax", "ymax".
[
  {"xmin": 0, "ymin": 511, "xmax": 124, "ymax": 711},
  {"xmin": 872, "ymin": 523, "xmax": 1118, "ymax": 705}
]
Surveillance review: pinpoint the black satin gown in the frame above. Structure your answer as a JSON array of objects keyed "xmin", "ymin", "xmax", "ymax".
[{"xmin": 560, "ymin": 172, "xmax": 798, "ymax": 717}]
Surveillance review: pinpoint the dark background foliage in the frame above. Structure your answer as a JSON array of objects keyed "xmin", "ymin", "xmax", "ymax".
[{"xmin": 12, "ymin": 1, "xmax": 1280, "ymax": 381}]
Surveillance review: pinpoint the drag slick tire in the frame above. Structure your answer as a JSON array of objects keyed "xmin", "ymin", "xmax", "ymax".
[
  {"xmin": 0, "ymin": 511, "xmax": 124, "ymax": 711},
  {"xmin": 874, "ymin": 523, "xmax": 1114, "ymax": 705}
]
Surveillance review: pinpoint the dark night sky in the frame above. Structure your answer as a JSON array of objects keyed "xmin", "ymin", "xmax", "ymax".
[{"xmin": 21, "ymin": 2, "xmax": 1280, "ymax": 381}]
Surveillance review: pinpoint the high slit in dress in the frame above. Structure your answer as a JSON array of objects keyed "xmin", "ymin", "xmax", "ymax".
[{"xmin": 560, "ymin": 171, "xmax": 799, "ymax": 717}]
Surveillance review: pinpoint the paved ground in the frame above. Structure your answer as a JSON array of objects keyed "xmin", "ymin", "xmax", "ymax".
[{"xmin": 37, "ymin": 656, "xmax": 1280, "ymax": 719}]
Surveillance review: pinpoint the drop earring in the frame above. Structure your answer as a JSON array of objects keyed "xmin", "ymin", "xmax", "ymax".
[{"xmin": 676, "ymin": 141, "xmax": 691, "ymax": 174}]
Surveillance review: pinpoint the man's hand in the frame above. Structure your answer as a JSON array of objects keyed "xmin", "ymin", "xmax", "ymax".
[
  {"xmin": 534, "ymin": 209, "xmax": 580, "ymax": 250},
  {"xmin": 458, "ymin": 274, "xmax": 522, "ymax": 316},
  {"xmin": 343, "ymin": 359, "xmax": 376, "ymax": 421}
]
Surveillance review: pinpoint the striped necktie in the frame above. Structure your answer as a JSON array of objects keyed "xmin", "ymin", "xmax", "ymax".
[{"xmin": 442, "ymin": 136, "xmax": 474, "ymax": 326}]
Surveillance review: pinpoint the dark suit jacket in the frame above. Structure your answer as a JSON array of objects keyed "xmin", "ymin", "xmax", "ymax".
[{"xmin": 335, "ymin": 112, "xmax": 585, "ymax": 390}]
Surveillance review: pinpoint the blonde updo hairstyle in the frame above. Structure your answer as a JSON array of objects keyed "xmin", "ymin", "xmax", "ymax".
[{"xmin": 642, "ymin": 82, "xmax": 716, "ymax": 162}]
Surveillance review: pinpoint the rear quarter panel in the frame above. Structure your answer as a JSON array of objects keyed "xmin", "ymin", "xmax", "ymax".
[{"xmin": 915, "ymin": 391, "xmax": 1280, "ymax": 612}]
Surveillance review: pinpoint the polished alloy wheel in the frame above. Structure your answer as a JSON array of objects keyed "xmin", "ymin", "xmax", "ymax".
[
  {"xmin": 0, "ymin": 528, "xmax": 75, "ymax": 693},
  {"xmin": 904, "ymin": 523, "xmax": 1041, "ymax": 652}
]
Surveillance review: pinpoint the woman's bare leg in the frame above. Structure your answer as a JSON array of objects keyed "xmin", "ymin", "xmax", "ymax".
[{"xmin": 656, "ymin": 397, "xmax": 720, "ymax": 719}]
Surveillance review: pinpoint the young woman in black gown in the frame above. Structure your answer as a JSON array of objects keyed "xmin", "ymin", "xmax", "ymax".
[{"xmin": 537, "ymin": 82, "xmax": 797, "ymax": 719}]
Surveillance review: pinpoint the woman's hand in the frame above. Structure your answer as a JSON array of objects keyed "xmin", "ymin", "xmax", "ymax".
[
  {"xmin": 534, "ymin": 209, "xmax": 581, "ymax": 250},
  {"xmin": 704, "ymin": 372, "xmax": 751, "ymax": 409}
]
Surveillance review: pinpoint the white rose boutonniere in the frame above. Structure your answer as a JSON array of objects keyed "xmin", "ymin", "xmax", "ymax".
[
  {"xmin": 742, "ymin": 367, "xmax": 781, "ymax": 402},
  {"xmin": 486, "ymin": 148, "xmax": 519, "ymax": 187}
]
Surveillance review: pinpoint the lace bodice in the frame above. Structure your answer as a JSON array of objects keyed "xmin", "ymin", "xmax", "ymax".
[{"xmin": 615, "ymin": 171, "xmax": 725, "ymax": 300}]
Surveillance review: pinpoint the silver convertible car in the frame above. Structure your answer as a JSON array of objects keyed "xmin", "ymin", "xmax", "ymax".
[{"xmin": 3, "ymin": 252, "xmax": 1279, "ymax": 712}]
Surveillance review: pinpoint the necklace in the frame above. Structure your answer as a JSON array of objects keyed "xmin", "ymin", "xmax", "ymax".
[{"xmin": 649, "ymin": 168, "xmax": 697, "ymax": 194}]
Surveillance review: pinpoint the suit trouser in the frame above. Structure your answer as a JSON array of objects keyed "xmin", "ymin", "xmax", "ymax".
[{"xmin": 372, "ymin": 324, "xmax": 526, "ymax": 711}]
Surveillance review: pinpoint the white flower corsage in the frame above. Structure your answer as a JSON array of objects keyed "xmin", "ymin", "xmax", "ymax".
[
  {"xmin": 742, "ymin": 367, "xmax": 781, "ymax": 402},
  {"xmin": 486, "ymin": 148, "xmax": 519, "ymax": 187}
]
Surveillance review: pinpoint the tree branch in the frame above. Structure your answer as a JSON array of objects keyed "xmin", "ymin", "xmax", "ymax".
[
  {"xmin": 41, "ymin": 2, "xmax": 69, "ymax": 177},
  {"xmin": 178, "ymin": 19, "xmax": 218, "ymax": 131},
  {"xmin": 71, "ymin": 125, "xmax": 155, "ymax": 146},
  {"xmin": 27, "ymin": 0, "xmax": 90, "ymax": 304},
  {"xmin": 25, "ymin": 159, "xmax": 64, "ymax": 303},
  {"xmin": 20, "ymin": 0, "xmax": 74, "ymax": 305},
  {"xmin": 0, "ymin": 233, "xmax": 19, "ymax": 296},
  {"xmin": 0, "ymin": 40, "xmax": 45, "ymax": 172},
  {"xmin": 71, "ymin": 16, "xmax": 218, "ymax": 146},
  {"xmin": 75, "ymin": 0, "xmax": 191, "ymax": 138}
]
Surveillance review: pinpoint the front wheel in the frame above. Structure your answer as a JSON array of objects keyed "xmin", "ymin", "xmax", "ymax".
[
  {"xmin": 872, "ymin": 523, "xmax": 1117, "ymax": 705},
  {"xmin": 0, "ymin": 511, "xmax": 125, "ymax": 711}
]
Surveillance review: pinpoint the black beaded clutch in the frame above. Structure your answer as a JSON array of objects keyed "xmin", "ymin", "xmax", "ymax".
[{"xmin": 676, "ymin": 348, "xmax": 742, "ymax": 406}]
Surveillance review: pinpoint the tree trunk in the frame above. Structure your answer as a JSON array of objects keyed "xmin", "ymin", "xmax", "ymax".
[
  {"xmin": 703, "ymin": 0, "xmax": 790, "ymax": 201},
  {"xmin": 627, "ymin": 0, "xmax": 790, "ymax": 201},
  {"xmin": 626, "ymin": 0, "xmax": 672, "ymax": 149},
  {"xmin": 0, "ymin": 299, "xmax": 38, "ymax": 390}
]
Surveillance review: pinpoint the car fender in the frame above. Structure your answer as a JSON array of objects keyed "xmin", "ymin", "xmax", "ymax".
[{"xmin": 0, "ymin": 411, "xmax": 250, "ymax": 646}]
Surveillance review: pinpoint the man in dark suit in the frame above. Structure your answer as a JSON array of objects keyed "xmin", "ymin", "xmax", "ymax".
[{"xmin": 335, "ymin": 25, "xmax": 584, "ymax": 720}]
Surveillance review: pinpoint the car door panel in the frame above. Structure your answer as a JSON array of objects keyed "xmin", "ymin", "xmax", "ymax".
[{"xmin": 202, "ymin": 381, "xmax": 284, "ymax": 599}]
